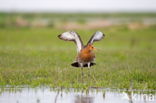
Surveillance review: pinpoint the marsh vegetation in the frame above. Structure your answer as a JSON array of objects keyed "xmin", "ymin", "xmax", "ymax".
[{"xmin": 0, "ymin": 13, "xmax": 156, "ymax": 89}]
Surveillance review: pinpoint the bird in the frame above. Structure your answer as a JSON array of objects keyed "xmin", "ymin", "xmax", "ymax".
[{"xmin": 58, "ymin": 31, "xmax": 105, "ymax": 68}]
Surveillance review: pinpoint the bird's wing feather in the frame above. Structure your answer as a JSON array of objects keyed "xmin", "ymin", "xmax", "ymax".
[
  {"xmin": 58, "ymin": 31, "xmax": 83, "ymax": 52},
  {"xmin": 87, "ymin": 31, "xmax": 105, "ymax": 45}
]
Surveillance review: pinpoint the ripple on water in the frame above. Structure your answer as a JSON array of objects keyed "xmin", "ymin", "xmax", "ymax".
[{"xmin": 0, "ymin": 87, "xmax": 156, "ymax": 103}]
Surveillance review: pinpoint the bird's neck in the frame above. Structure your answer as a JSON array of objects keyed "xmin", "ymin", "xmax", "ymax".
[{"xmin": 81, "ymin": 49, "xmax": 93, "ymax": 54}]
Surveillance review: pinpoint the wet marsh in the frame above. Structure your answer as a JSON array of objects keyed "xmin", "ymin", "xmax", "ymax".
[{"xmin": 0, "ymin": 13, "xmax": 156, "ymax": 89}]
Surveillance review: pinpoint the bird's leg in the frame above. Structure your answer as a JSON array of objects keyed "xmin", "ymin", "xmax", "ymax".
[
  {"xmin": 87, "ymin": 62, "xmax": 90, "ymax": 68},
  {"xmin": 92, "ymin": 67, "xmax": 97, "ymax": 83},
  {"xmin": 87, "ymin": 62, "xmax": 91, "ymax": 79},
  {"xmin": 79, "ymin": 63, "xmax": 84, "ymax": 83},
  {"xmin": 87, "ymin": 62, "xmax": 97, "ymax": 83}
]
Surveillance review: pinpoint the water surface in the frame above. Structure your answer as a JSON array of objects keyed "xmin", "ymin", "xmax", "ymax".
[{"xmin": 0, "ymin": 87, "xmax": 155, "ymax": 103}]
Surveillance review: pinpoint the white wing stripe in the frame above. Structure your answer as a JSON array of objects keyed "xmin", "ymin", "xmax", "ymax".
[
  {"xmin": 58, "ymin": 31, "xmax": 83, "ymax": 52},
  {"xmin": 87, "ymin": 31, "xmax": 105, "ymax": 44}
]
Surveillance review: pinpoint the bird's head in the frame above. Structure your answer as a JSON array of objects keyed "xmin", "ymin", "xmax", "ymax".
[{"xmin": 87, "ymin": 44, "xmax": 96, "ymax": 51}]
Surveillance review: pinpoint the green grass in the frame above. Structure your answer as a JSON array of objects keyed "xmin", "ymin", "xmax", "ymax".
[{"xmin": 0, "ymin": 26, "xmax": 156, "ymax": 89}]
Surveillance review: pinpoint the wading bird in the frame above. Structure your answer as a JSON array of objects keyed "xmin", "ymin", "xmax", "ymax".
[{"xmin": 58, "ymin": 31, "xmax": 105, "ymax": 68}]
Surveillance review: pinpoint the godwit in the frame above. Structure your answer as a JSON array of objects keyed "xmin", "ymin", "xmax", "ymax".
[{"xmin": 58, "ymin": 31, "xmax": 105, "ymax": 68}]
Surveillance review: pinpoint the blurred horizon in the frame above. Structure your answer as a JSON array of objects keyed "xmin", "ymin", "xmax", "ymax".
[
  {"xmin": 0, "ymin": 0, "xmax": 156, "ymax": 13},
  {"xmin": 0, "ymin": 0, "xmax": 156, "ymax": 29}
]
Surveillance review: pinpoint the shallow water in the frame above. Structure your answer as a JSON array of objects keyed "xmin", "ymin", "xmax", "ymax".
[{"xmin": 0, "ymin": 87, "xmax": 155, "ymax": 103}]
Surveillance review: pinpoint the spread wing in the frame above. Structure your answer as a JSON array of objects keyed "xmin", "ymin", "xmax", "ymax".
[
  {"xmin": 58, "ymin": 31, "xmax": 84, "ymax": 52},
  {"xmin": 87, "ymin": 31, "xmax": 105, "ymax": 45}
]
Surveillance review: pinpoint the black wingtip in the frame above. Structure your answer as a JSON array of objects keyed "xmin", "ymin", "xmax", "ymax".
[
  {"xmin": 58, "ymin": 34, "xmax": 62, "ymax": 39},
  {"xmin": 103, "ymin": 33, "xmax": 105, "ymax": 38},
  {"xmin": 97, "ymin": 31, "xmax": 105, "ymax": 37},
  {"xmin": 71, "ymin": 62, "xmax": 96, "ymax": 68}
]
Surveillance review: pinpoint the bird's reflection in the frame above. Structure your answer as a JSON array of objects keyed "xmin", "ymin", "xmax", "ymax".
[
  {"xmin": 54, "ymin": 91, "xmax": 59, "ymax": 103},
  {"xmin": 74, "ymin": 95, "xmax": 94, "ymax": 103},
  {"xmin": 126, "ymin": 91, "xmax": 133, "ymax": 103},
  {"xmin": 103, "ymin": 92, "xmax": 105, "ymax": 100}
]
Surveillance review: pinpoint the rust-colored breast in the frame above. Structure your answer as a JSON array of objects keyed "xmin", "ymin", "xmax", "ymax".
[{"xmin": 78, "ymin": 50, "xmax": 95, "ymax": 62}]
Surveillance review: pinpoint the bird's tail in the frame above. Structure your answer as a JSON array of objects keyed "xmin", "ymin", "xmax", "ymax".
[{"xmin": 71, "ymin": 62, "xmax": 96, "ymax": 67}]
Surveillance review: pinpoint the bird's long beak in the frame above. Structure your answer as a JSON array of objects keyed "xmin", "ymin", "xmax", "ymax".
[{"xmin": 93, "ymin": 47, "xmax": 96, "ymax": 51}]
